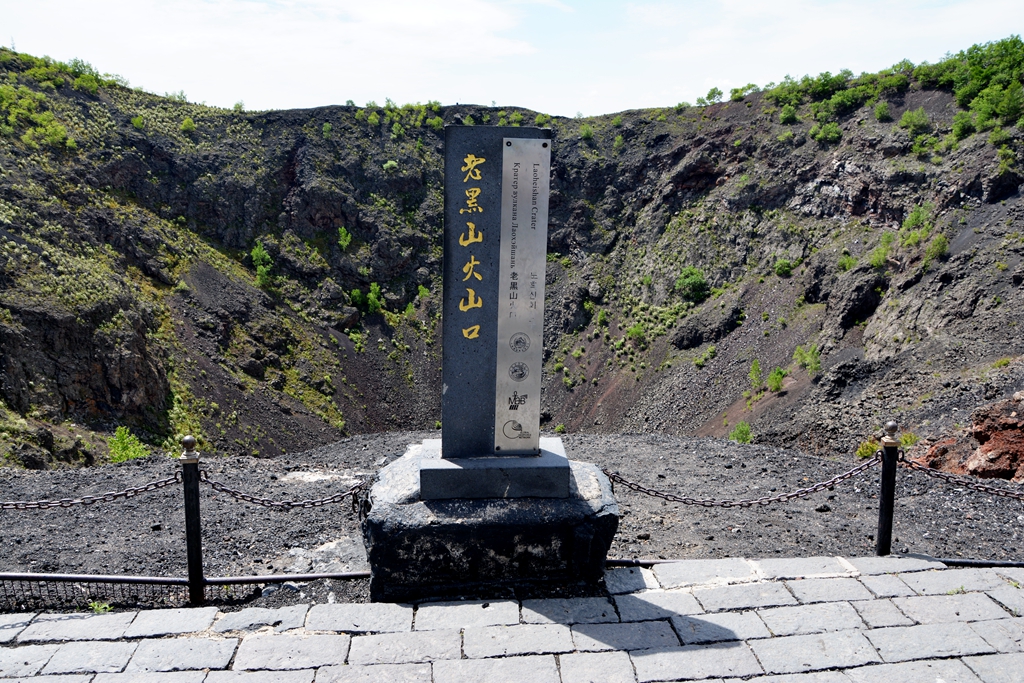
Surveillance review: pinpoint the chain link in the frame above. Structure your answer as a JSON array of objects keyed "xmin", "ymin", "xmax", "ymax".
[
  {"xmin": 602, "ymin": 453, "xmax": 881, "ymax": 508},
  {"xmin": 199, "ymin": 470, "xmax": 368, "ymax": 510},
  {"xmin": 899, "ymin": 454, "xmax": 1024, "ymax": 501},
  {"xmin": 0, "ymin": 472, "xmax": 181, "ymax": 510}
]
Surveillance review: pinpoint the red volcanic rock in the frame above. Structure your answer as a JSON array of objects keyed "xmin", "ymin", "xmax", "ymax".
[{"xmin": 964, "ymin": 398, "xmax": 1024, "ymax": 481}]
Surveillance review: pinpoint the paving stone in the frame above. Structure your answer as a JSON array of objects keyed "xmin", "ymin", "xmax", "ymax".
[
  {"xmin": 306, "ymin": 603, "xmax": 413, "ymax": 633},
  {"xmin": 463, "ymin": 623, "xmax": 572, "ymax": 658},
  {"xmin": 0, "ymin": 613, "xmax": 35, "ymax": 643},
  {"xmin": 41, "ymin": 641, "xmax": 137, "ymax": 674},
  {"xmin": 987, "ymin": 586, "xmax": 1024, "ymax": 616},
  {"xmin": 432, "ymin": 654, "xmax": 560, "ymax": 683},
  {"xmin": 124, "ymin": 607, "xmax": 218, "ymax": 638},
  {"xmin": 963, "ymin": 652, "xmax": 1024, "ymax": 683},
  {"xmin": 93, "ymin": 674, "xmax": 207, "ymax": 683},
  {"xmin": 757, "ymin": 557, "xmax": 850, "ymax": 580},
  {"xmin": 652, "ymin": 558, "xmax": 756, "ymax": 588},
  {"xmin": 993, "ymin": 567, "xmax": 1024, "ymax": 585},
  {"xmin": 865, "ymin": 622, "xmax": 995, "ymax": 661},
  {"xmin": 893, "ymin": 593, "xmax": 1009, "ymax": 624},
  {"xmin": 0, "ymin": 644, "xmax": 60, "ymax": 677},
  {"xmin": 630, "ymin": 642, "xmax": 762, "ymax": 682},
  {"xmin": 521, "ymin": 597, "xmax": 617, "ymax": 624},
  {"xmin": 604, "ymin": 566, "xmax": 659, "ymax": 594},
  {"xmin": 722, "ymin": 673, "xmax": 850, "ymax": 683},
  {"xmin": 213, "ymin": 605, "xmax": 308, "ymax": 633},
  {"xmin": 750, "ymin": 629, "xmax": 880, "ymax": 674},
  {"xmin": 205, "ymin": 670, "xmax": 316, "ymax": 682},
  {"xmin": 5, "ymin": 676, "xmax": 94, "ymax": 683},
  {"xmin": 694, "ymin": 582, "xmax": 797, "ymax": 612},
  {"xmin": 572, "ymin": 620, "xmax": 679, "ymax": 652},
  {"xmin": 787, "ymin": 578, "xmax": 873, "ymax": 604},
  {"xmin": 850, "ymin": 599, "xmax": 913, "ymax": 628},
  {"xmin": 315, "ymin": 663, "xmax": 432, "ymax": 683},
  {"xmin": 898, "ymin": 568, "xmax": 1006, "ymax": 595},
  {"xmin": 671, "ymin": 611, "xmax": 770, "ymax": 644},
  {"xmin": 125, "ymin": 637, "xmax": 236, "ymax": 672},
  {"xmin": 614, "ymin": 590, "xmax": 703, "ymax": 621},
  {"xmin": 844, "ymin": 556, "xmax": 945, "ymax": 575},
  {"xmin": 414, "ymin": 600, "xmax": 518, "ymax": 630},
  {"xmin": 844, "ymin": 658, "xmax": 983, "ymax": 682},
  {"xmin": 18, "ymin": 612, "xmax": 137, "ymax": 642},
  {"xmin": 348, "ymin": 629, "xmax": 459, "ymax": 665},
  {"xmin": 969, "ymin": 617, "xmax": 1024, "ymax": 652},
  {"xmin": 558, "ymin": 651, "xmax": 636, "ymax": 683},
  {"xmin": 234, "ymin": 634, "xmax": 349, "ymax": 670},
  {"xmin": 757, "ymin": 602, "xmax": 864, "ymax": 636},
  {"xmin": 858, "ymin": 574, "xmax": 915, "ymax": 598}
]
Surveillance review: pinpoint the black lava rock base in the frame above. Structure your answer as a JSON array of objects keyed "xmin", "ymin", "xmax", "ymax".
[{"xmin": 362, "ymin": 442, "xmax": 619, "ymax": 602}]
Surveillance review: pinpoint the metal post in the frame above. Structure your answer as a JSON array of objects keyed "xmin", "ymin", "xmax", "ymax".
[
  {"xmin": 876, "ymin": 421, "xmax": 899, "ymax": 556},
  {"xmin": 180, "ymin": 436, "xmax": 205, "ymax": 604}
]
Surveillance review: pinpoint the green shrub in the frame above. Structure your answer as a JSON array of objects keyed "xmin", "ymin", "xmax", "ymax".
[
  {"xmin": 989, "ymin": 127, "xmax": 1011, "ymax": 146},
  {"xmin": 856, "ymin": 439, "xmax": 880, "ymax": 458},
  {"xmin": 322, "ymin": 122, "xmax": 332, "ymax": 138},
  {"xmin": 131, "ymin": 115, "xmax": 145, "ymax": 130},
  {"xmin": 925, "ymin": 233, "xmax": 949, "ymax": 262},
  {"xmin": 793, "ymin": 344, "xmax": 821, "ymax": 377},
  {"xmin": 749, "ymin": 359, "xmax": 762, "ymax": 389},
  {"xmin": 367, "ymin": 282, "xmax": 383, "ymax": 314},
  {"xmin": 696, "ymin": 87, "xmax": 723, "ymax": 106},
  {"xmin": 108, "ymin": 426, "xmax": 149, "ymax": 463},
  {"xmin": 596, "ymin": 309, "xmax": 609, "ymax": 326},
  {"xmin": 838, "ymin": 253, "xmax": 857, "ymax": 271},
  {"xmin": 613, "ymin": 134, "xmax": 624, "ymax": 151},
  {"xmin": 774, "ymin": 259, "xmax": 793, "ymax": 277},
  {"xmin": 779, "ymin": 104, "xmax": 798, "ymax": 124},
  {"xmin": 180, "ymin": 117, "xmax": 196, "ymax": 133},
  {"xmin": 463, "ymin": 115, "xmax": 475, "ymax": 126},
  {"xmin": 766, "ymin": 367, "xmax": 787, "ymax": 392},
  {"xmin": 694, "ymin": 345, "xmax": 716, "ymax": 368},
  {"xmin": 382, "ymin": 159, "xmax": 398, "ymax": 173},
  {"xmin": 899, "ymin": 107, "xmax": 930, "ymax": 135},
  {"xmin": 626, "ymin": 323, "xmax": 646, "ymax": 344},
  {"xmin": 899, "ymin": 203, "xmax": 933, "ymax": 247},
  {"xmin": 426, "ymin": 116, "xmax": 444, "ymax": 131},
  {"xmin": 509, "ymin": 111, "xmax": 523, "ymax": 126},
  {"xmin": 367, "ymin": 111, "xmax": 380, "ymax": 126},
  {"xmin": 554, "ymin": 423, "xmax": 566, "ymax": 434},
  {"xmin": 730, "ymin": 83, "xmax": 759, "ymax": 101},
  {"xmin": 72, "ymin": 73, "xmax": 100, "ymax": 95},
  {"xmin": 534, "ymin": 113, "xmax": 552, "ymax": 126},
  {"xmin": 809, "ymin": 121, "xmax": 841, "ymax": 144},
  {"xmin": 900, "ymin": 432, "xmax": 920, "ymax": 447},
  {"xmin": 350, "ymin": 289, "xmax": 366, "ymax": 308},
  {"xmin": 952, "ymin": 111, "xmax": 975, "ymax": 140},
  {"xmin": 612, "ymin": 115, "xmax": 623, "ymax": 126},
  {"xmin": 338, "ymin": 226, "xmax": 352, "ymax": 250},
  {"xmin": 417, "ymin": 284, "xmax": 430, "ymax": 300},
  {"xmin": 777, "ymin": 130, "xmax": 794, "ymax": 143},
  {"xmin": 874, "ymin": 101, "xmax": 891, "ymax": 121},
  {"xmin": 251, "ymin": 241, "xmax": 273, "ymax": 289},
  {"xmin": 580, "ymin": 123, "xmax": 594, "ymax": 140},
  {"xmin": 674, "ymin": 266, "xmax": 709, "ymax": 302},
  {"xmin": 233, "ymin": 101, "xmax": 245, "ymax": 112},
  {"xmin": 729, "ymin": 421, "xmax": 752, "ymax": 444}
]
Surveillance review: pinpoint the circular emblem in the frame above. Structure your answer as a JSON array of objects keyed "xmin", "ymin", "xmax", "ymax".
[
  {"xmin": 509, "ymin": 333, "xmax": 531, "ymax": 353},
  {"xmin": 503, "ymin": 420, "xmax": 523, "ymax": 439},
  {"xmin": 508, "ymin": 362, "xmax": 529, "ymax": 382}
]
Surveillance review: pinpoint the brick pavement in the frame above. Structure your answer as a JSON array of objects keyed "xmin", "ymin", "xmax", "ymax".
[{"xmin": 1, "ymin": 556, "xmax": 1023, "ymax": 682}]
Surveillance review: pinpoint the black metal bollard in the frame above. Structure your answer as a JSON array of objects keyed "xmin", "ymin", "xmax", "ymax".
[
  {"xmin": 875, "ymin": 421, "xmax": 899, "ymax": 556},
  {"xmin": 180, "ymin": 436, "xmax": 205, "ymax": 604}
]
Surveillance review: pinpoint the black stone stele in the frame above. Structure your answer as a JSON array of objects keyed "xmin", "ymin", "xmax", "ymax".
[{"xmin": 440, "ymin": 125, "xmax": 552, "ymax": 458}]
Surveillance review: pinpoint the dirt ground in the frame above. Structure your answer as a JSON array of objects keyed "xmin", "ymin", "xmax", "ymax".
[{"xmin": 2, "ymin": 431, "xmax": 1023, "ymax": 610}]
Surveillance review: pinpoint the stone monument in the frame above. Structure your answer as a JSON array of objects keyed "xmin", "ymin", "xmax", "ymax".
[{"xmin": 362, "ymin": 125, "xmax": 618, "ymax": 602}]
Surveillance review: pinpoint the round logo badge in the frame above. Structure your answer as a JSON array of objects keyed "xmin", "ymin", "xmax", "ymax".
[
  {"xmin": 503, "ymin": 420, "xmax": 523, "ymax": 439},
  {"xmin": 509, "ymin": 332, "xmax": 531, "ymax": 353},
  {"xmin": 508, "ymin": 362, "xmax": 529, "ymax": 382}
]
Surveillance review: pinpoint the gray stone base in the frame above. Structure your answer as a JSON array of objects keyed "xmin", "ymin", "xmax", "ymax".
[
  {"xmin": 419, "ymin": 438, "xmax": 571, "ymax": 499},
  {"xmin": 362, "ymin": 442, "xmax": 619, "ymax": 602}
]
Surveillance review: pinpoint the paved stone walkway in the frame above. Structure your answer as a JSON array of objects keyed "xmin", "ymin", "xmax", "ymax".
[{"xmin": 2, "ymin": 556, "xmax": 1023, "ymax": 682}]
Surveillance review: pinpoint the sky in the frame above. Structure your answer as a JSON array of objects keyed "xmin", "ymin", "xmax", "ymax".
[{"xmin": 4, "ymin": 0, "xmax": 1023, "ymax": 117}]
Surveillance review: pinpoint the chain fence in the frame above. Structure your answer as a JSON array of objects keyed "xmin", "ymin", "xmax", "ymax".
[
  {"xmin": 899, "ymin": 453, "xmax": 1024, "ymax": 502},
  {"xmin": 199, "ymin": 470, "xmax": 368, "ymax": 512},
  {"xmin": 602, "ymin": 453, "xmax": 882, "ymax": 508},
  {"xmin": 0, "ymin": 472, "xmax": 181, "ymax": 510}
]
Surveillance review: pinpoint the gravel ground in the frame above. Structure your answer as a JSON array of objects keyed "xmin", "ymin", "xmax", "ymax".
[{"xmin": 2, "ymin": 431, "xmax": 1023, "ymax": 610}]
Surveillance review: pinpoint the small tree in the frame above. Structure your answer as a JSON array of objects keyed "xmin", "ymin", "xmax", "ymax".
[
  {"xmin": 108, "ymin": 426, "xmax": 149, "ymax": 463},
  {"xmin": 749, "ymin": 359, "xmax": 762, "ymax": 390},
  {"xmin": 793, "ymin": 344, "xmax": 821, "ymax": 377},
  {"xmin": 674, "ymin": 266, "xmax": 709, "ymax": 302},
  {"xmin": 766, "ymin": 367, "xmax": 787, "ymax": 392},
  {"xmin": 729, "ymin": 421, "xmax": 752, "ymax": 444},
  {"xmin": 251, "ymin": 241, "xmax": 273, "ymax": 289},
  {"xmin": 180, "ymin": 117, "xmax": 196, "ymax": 133},
  {"xmin": 338, "ymin": 226, "xmax": 352, "ymax": 250},
  {"xmin": 367, "ymin": 282, "xmax": 383, "ymax": 314}
]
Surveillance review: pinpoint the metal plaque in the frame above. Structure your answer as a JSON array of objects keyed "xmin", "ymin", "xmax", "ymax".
[{"xmin": 493, "ymin": 138, "xmax": 550, "ymax": 454}]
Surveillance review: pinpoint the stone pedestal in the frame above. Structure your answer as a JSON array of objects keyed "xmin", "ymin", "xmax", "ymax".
[
  {"xmin": 419, "ymin": 438, "xmax": 571, "ymax": 500},
  {"xmin": 362, "ymin": 441, "xmax": 619, "ymax": 602}
]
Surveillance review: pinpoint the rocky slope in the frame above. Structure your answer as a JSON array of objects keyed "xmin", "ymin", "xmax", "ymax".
[{"xmin": 0, "ymin": 40, "xmax": 1022, "ymax": 469}]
